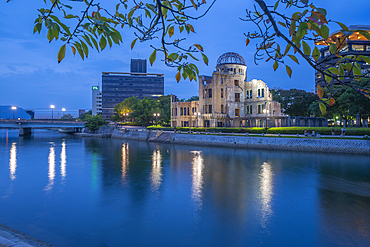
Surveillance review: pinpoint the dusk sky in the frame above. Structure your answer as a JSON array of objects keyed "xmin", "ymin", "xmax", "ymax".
[{"xmin": 1, "ymin": 0, "xmax": 369, "ymax": 118}]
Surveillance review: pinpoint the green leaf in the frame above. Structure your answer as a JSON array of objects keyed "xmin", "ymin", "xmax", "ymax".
[
  {"xmin": 47, "ymin": 28, "xmax": 54, "ymax": 42},
  {"xmin": 149, "ymin": 49, "xmax": 156, "ymax": 66},
  {"xmin": 194, "ymin": 44, "xmax": 203, "ymax": 52},
  {"xmin": 286, "ymin": 65, "xmax": 292, "ymax": 78},
  {"xmin": 324, "ymin": 75, "xmax": 332, "ymax": 85},
  {"xmin": 107, "ymin": 36, "xmax": 112, "ymax": 48},
  {"xmin": 82, "ymin": 35, "xmax": 93, "ymax": 48},
  {"xmin": 283, "ymin": 44, "xmax": 291, "ymax": 56},
  {"xmin": 288, "ymin": 54, "xmax": 299, "ymax": 64},
  {"xmin": 274, "ymin": 0, "xmax": 279, "ymax": 10},
  {"xmin": 128, "ymin": 9, "xmax": 135, "ymax": 19},
  {"xmin": 74, "ymin": 42, "xmax": 85, "ymax": 60},
  {"xmin": 335, "ymin": 21, "xmax": 349, "ymax": 32},
  {"xmin": 80, "ymin": 40, "xmax": 89, "ymax": 57},
  {"xmin": 321, "ymin": 25, "xmax": 329, "ymax": 39},
  {"xmin": 329, "ymin": 43, "xmax": 337, "ymax": 55},
  {"xmin": 273, "ymin": 61, "xmax": 279, "ymax": 71},
  {"xmin": 99, "ymin": 36, "xmax": 107, "ymax": 50},
  {"xmin": 64, "ymin": 14, "xmax": 75, "ymax": 19},
  {"xmin": 202, "ymin": 53, "xmax": 209, "ymax": 66},
  {"xmin": 302, "ymin": 40, "xmax": 311, "ymax": 56},
  {"xmin": 57, "ymin": 44, "xmax": 66, "ymax": 63},
  {"xmin": 186, "ymin": 52, "xmax": 199, "ymax": 61},
  {"xmin": 353, "ymin": 66, "xmax": 362, "ymax": 76},
  {"xmin": 169, "ymin": 26, "xmax": 175, "ymax": 38},
  {"xmin": 278, "ymin": 21, "xmax": 286, "ymax": 28},
  {"xmin": 131, "ymin": 38, "xmax": 137, "ymax": 50},
  {"xmin": 89, "ymin": 35, "xmax": 100, "ymax": 52},
  {"xmin": 312, "ymin": 46, "xmax": 320, "ymax": 61},
  {"xmin": 327, "ymin": 67, "xmax": 339, "ymax": 75},
  {"xmin": 319, "ymin": 102, "xmax": 326, "ymax": 116}
]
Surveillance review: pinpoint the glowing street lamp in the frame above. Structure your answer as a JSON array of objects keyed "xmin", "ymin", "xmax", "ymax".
[
  {"xmin": 11, "ymin": 106, "xmax": 17, "ymax": 120},
  {"xmin": 50, "ymin": 105, "xmax": 55, "ymax": 121},
  {"xmin": 153, "ymin": 113, "xmax": 160, "ymax": 125}
]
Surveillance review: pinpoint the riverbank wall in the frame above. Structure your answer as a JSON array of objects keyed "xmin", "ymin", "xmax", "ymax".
[{"xmin": 110, "ymin": 129, "xmax": 370, "ymax": 155}]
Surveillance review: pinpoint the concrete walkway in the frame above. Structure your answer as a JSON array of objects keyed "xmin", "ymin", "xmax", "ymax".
[{"xmin": 0, "ymin": 224, "xmax": 53, "ymax": 247}]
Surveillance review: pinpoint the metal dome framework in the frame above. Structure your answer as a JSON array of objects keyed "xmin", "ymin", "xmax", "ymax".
[{"xmin": 216, "ymin": 52, "xmax": 246, "ymax": 66}]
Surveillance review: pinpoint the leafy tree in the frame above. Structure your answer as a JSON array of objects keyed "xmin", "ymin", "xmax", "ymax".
[
  {"xmin": 8, "ymin": 0, "xmax": 370, "ymax": 113},
  {"xmin": 78, "ymin": 110, "xmax": 92, "ymax": 121},
  {"xmin": 112, "ymin": 95, "xmax": 171, "ymax": 125},
  {"xmin": 60, "ymin": 113, "xmax": 75, "ymax": 120},
  {"xmin": 85, "ymin": 114, "xmax": 107, "ymax": 131},
  {"xmin": 186, "ymin": 95, "xmax": 199, "ymax": 101},
  {"xmin": 271, "ymin": 89, "xmax": 317, "ymax": 116},
  {"xmin": 308, "ymin": 79, "xmax": 370, "ymax": 122}
]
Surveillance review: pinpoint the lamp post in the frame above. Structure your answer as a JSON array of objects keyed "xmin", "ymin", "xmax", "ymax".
[
  {"xmin": 62, "ymin": 108, "xmax": 66, "ymax": 119},
  {"xmin": 50, "ymin": 105, "xmax": 55, "ymax": 122},
  {"xmin": 11, "ymin": 106, "xmax": 17, "ymax": 120},
  {"xmin": 153, "ymin": 113, "xmax": 160, "ymax": 125}
]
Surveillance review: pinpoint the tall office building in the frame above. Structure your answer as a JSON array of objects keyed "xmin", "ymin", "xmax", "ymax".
[
  {"xmin": 102, "ymin": 60, "xmax": 164, "ymax": 120},
  {"xmin": 92, "ymin": 86, "xmax": 102, "ymax": 116},
  {"xmin": 130, "ymin": 59, "xmax": 147, "ymax": 73}
]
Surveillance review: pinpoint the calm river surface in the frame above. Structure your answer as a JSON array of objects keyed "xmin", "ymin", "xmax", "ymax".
[{"xmin": 1, "ymin": 129, "xmax": 370, "ymax": 247}]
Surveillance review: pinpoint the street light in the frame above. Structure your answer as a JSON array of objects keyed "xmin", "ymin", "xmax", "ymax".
[
  {"xmin": 153, "ymin": 113, "xmax": 160, "ymax": 125},
  {"xmin": 50, "ymin": 105, "xmax": 55, "ymax": 121},
  {"xmin": 11, "ymin": 106, "xmax": 17, "ymax": 120},
  {"xmin": 62, "ymin": 108, "xmax": 66, "ymax": 116}
]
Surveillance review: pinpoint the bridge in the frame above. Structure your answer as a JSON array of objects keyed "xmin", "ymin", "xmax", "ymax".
[{"xmin": 0, "ymin": 120, "xmax": 86, "ymax": 136}]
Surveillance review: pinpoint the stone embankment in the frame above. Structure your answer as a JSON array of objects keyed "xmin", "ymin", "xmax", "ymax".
[{"xmin": 110, "ymin": 129, "xmax": 370, "ymax": 155}]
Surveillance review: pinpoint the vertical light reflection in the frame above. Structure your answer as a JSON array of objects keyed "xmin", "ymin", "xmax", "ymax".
[
  {"xmin": 151, "ymin": 150, "xmax": 162, "ymax": 191},
  {"xmin": 259, "ymin": 162, "xmax": 274, "ymax": 228},
  {"xmin": 60, "ymin": 141, "xmax": 67, "ymax": 180},
  {"xmin": 45, "ymin": 143, "xmax": 56, "ymax": 191},
  {"xmin": 9, "ymin": 143, "xmax": 17, "ymax": 181},
  {"xmin": 121, "ymin": 143, "xmax": 129, "ymax": 181},
  {"xmin": 191, "ymin": 151, "xmax": 204, "ymax": 205}
]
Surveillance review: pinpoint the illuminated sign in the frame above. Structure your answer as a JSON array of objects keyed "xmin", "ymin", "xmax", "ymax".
[{"xmin": 92, "ymin": 86, "xmax": 99, "ymax": 90}]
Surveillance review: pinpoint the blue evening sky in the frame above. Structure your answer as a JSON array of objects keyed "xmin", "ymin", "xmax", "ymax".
[{"xmin": 0, "ymin": 0, "xmax": 369, "ymax": 118}]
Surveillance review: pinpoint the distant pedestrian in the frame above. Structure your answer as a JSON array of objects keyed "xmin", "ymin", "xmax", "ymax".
[
  {"xmin": 304, "ymin": 130, "xmax": 308, "ymax": 136},
  {"xmin": 341, "ymin": 127, "xmax": 346, "ymax": 136}
]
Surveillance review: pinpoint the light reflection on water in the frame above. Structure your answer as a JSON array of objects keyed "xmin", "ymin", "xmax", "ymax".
[
  {"xmin": 121, "ymin": 143, "xmax": 129, "ymax": 182},
  {"xmin": 151, "ymin": 149, "xmax": 162, "ymax": 191},
  {"xmin": 9, "ymin": 142, "xmax": 17, "ymax": 181},
  {"xmin": 45, "ymin": 143, "xmax": 55, "ymax": 191},
  {"xmin": 60, "ymin": 141, "xmax": 67, "ymax": 180},
  {"xmin": 259, "ymin": 161, "xmax": 273, "ymax": 228},
  {"xmin": 191, "ymin": 151, "xmax": 204, "ymax": 206}
]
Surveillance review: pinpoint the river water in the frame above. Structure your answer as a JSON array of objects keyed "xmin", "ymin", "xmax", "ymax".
[{"xmin": 0, "ymin": 129, "xmax": 370, "ymax": 247}]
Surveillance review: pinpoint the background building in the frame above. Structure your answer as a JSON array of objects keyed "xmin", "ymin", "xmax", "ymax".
[
  {"xmin": 171, "ymin": 52, "xmax": 283, "ymax": 127},
  {"xmin": 102, "ymin": 59, "xmax": 164, "ymax": 120},
  {"xmin": 92, "ymin": 86, "xmax": 102, "ymax": 116},
  {"xmin": 130, "ymin": 59, "xmax": 147, "ymax": 73},
  {"xmin": 315, "ymin": 25, "xmax": 370, "ymax": 86}
]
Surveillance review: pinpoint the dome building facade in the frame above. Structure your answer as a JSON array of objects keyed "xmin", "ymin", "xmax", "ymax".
[{"xmin": 171, "ymin": 52, "xmax": 283, "ymax": 128}]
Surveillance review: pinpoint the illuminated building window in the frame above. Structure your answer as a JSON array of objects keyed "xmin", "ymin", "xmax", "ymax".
[
  {"xmin": 366, "ymin": 46, "xmax": 370, "ymax": 51},
  {"xmin": 235, "ymin": 108, "xmax": 240, "ymax": 117},
  {"xmin": 352, "ymin": 44, "xmax": 364, "ymax": 51}
]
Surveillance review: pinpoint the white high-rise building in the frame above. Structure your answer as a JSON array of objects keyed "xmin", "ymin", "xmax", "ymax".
[{"xmin": 92, "ymin": 86, "xmax": 102, "ymax": 116}]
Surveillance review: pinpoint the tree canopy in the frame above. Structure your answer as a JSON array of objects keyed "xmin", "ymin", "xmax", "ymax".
[
  {"xmin": 112, "ymin": 95, "xmax": 171, "ymax": 125},
  {"xmin": 271, "ymin": 88, "xmax": 317, "ymax": 117},
  {"xmin": 6, "ymin": 0, "xmax": 370, "ymax": 115}
]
